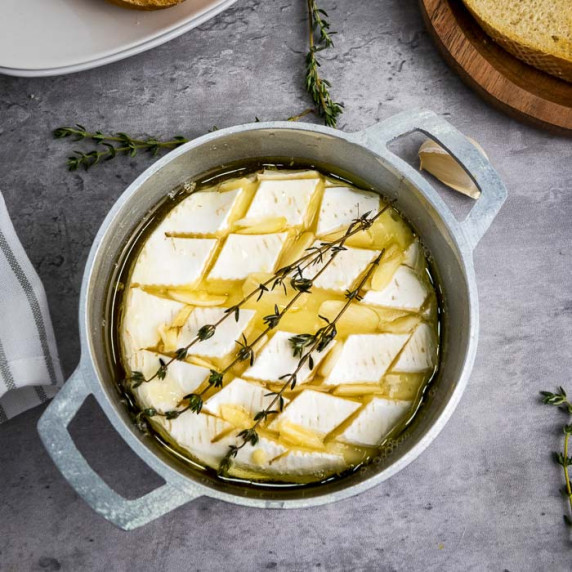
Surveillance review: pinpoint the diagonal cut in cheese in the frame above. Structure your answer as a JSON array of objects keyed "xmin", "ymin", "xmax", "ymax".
[
  {"xmin": 176, "ymin": 306, "xmax": 256, "ymax": 358},
  {"xmin": 204, "ymin": 378, "xmax": 284, "ymax": 418},
  {"xmin": 169, "ymin": 411, "xmax": 235, "ymax": 468},
  {"xmin": 244, "ymin": 178, "xmax": 320, "ymax": 227},
  {"xmin": 159, "ymin": 188, "xmax": 241, "ymax": 235},
  {"xmin": 392, "ymin": 323, "xmax": 437, "ymax": 372},
  {"xmin": 316, "ymin": 186, "xmax": 380, "ymax": 237},
  {"xmin": 324, "ymin": 333, "xmax": 409, "ymax": 385},
  {"xmin": 131, "ymin": 233, "xmax": 217, "ymax": 287},
  {"xmin": 122, "ymin": 288, "xmax": 184, "ymax": 358},
  {"xmin": 235, "ymin": 436, "xmax": 345, "ymax": 476},
  {"xmin": 269, "ymin": 390, "xmax": 360, "ymax": 437},
  {"xmin": 309, "ymin": 241, "xmax": 379, "ymax": 293},
  {"xmin": 130, "ymin": 350, "xmax": 210, "ymax": 412},
  {"xmin": 362, "ymin": 265, "xmax": 428, "ymax": 311},
  {"xmin": 243, "ymin": 330, "xmax": 335, "ymax": 383},
  {"xmin": 338, "ymin": 398, "xmax": 412, "ymax": 447},
  {"xmin": 208, "ymin": 233, "xmax": 287, "ymax": 281},
  {"xmin": 403, "ymin": 239, "xmax": 422, "ymax": 270},
  {"xmin": 257, "ymin": 169, "xmax": 321, "ymax": 181}
]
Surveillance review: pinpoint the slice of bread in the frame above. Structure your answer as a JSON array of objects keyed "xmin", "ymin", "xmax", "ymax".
[
  {"xmin": 107, "ymin": 0, "xmax": 185, "ymax": 10},
  {"xmin": 462, "ymin": 0, "xmax": 572, "ymax": 82}
]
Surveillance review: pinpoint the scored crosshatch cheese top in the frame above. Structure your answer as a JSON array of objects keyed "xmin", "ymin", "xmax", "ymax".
[{"xmin": 119, "ymin": 168, "xmax": 440, "ymax": 484}]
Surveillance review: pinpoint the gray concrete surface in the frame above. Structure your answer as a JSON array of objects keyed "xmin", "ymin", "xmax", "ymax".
[{"xmin": 1, "ymin": 0, "xmax": 571, "ymax": 570}]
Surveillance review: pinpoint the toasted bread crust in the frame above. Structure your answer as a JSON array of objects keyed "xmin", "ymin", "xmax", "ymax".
[
  {"xmin": 463, "ymin": 0, "xmax": 572, "ymax": 83},
  {"xmin": 107, "ymin": 0, "xmax": 184, "ymax": 10}
]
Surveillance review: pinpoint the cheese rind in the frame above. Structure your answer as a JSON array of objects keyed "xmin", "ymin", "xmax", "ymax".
[
  {"xmin": 131, "ymin": 350, "xmax": 209, "ymax": 412},
  {"xmin": 269, "ymin": 390, "xmax": 360, "ymax": 437},
  {"xmin": 393, "ymin": 323, "xmax": 437, "ymax": 372},
  {"xmin": 403, "ymin": 239, "xmax": 422, "ymax": 270},
  {"xmin": 122, "ymin": 288, "xmax": 184, "ymax": 358},
  {"xmin": 169, "ymin": 412, "xmax": 235, "ymax": 468},
  {"xmin": 235, "ymin": 437, "xmax": 346, "ymax": 476},
  {"xmin": 204, "ymin": 378, "xmax": 279, "ymax": 417},
  {"xmin": 177, "ymin": 307, "xmax": 256, "ymax": 358},
  {"xmin": 338, "ymin": 398, "xmax": 412, "ymax": 447},
  {"xmin": 311, "ymin": 242, "xmax": 379, "ymax": 293},
  {"xmin": 131, "ymin": 234, "xmax": 217, "ymax": 287},
  {"xmin": 159, "ymin": 188, "xmax": 241, "ymax": 235},
  {"xmin": 316, "ymin": 186, "xmax": 380, "ymax": 236},
  {"xmin": 362, "ymin": 265, "xmax": 428, "ymax": 311},
  {"xmin": 243, "ymin": 331, "xmax": 334, "ymax": 383},
  {"xmin": 209, "ymin": 233, "xmax": 287, "ymax": 280},
  {"xmin": 245, "ymin": 178, "xmax": 320, "ymax": 227},
  {"xmin": 324, "ymin": 333, "xmax": 409, "ymax": 385}
]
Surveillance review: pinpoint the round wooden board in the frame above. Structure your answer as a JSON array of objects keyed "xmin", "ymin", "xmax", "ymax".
[{"xmin": 420, "ymin": 0, "xmax": 572, "ymax": 135}]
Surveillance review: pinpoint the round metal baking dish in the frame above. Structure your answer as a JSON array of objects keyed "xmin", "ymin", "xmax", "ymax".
[{"xmin": 38, "ymin": 109, "xmax": 506, "ymax": 530}]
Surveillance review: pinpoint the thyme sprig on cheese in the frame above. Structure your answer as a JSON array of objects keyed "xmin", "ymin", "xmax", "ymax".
[
  {"xmin": 133, "ymin": 205, "xmax": 392, "ymax": 426},
  {"xmin": 540, "ymin": 387, "xmax": 572, "ymax": 527},
  {"xmin": 129, "ymin": 202, "xmax": 392, "ymax": 393},
  {"xmin": 140, "ymin": 238, "xmax": 356, "ymax": 422},
  {"xmin": 217, "ymin": 250, "xmax": 384, "ymax": 476}
]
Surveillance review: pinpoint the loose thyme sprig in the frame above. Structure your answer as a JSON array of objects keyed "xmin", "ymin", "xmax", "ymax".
[
  {"xmin": 305, "ymin": 0, "xmax": 343, "ymax": 128},
  {"xmin": 217, "ymin": 249, "xmax": 385, "ymax": 476},
  {"xmin": 54, "ymin": 110, "xmax": 315, "ymax": 171},
  {"xmin": 540, "ymin": 387, "xmax": 572, "ymax": 527},
  {"xmin": 130, "ymin": 201, "xmax": 393, "ymax": 397},
  {"xmin": 138, "ymin": 208, "xmax": 379, "ymax": 423},
  {"xmin": 53, "ymin": 126, "xmax": 190, "ymax": 171}
]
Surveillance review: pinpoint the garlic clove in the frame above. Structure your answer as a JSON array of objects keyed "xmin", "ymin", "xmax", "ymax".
[{"xmin": 418, "ymin": 138, "xmax": 487, "ymax": 200}]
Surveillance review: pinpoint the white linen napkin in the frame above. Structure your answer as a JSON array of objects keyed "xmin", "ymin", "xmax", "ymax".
[{"xmin": 0, "ymin": 192, "xmax": 63, "ymax": 422}]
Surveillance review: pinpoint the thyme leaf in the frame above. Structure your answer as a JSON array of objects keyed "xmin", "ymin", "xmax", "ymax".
[
  {"xmin": 540, "ymin": 387, "xmax": 572, "ymax": 527},
  {"xmin": 305, "ymin": 0, "xmax": 343, "ymax": 127},
  {"xmin": 217, "ymin": 247, "xmax": 385, "ymax": 476}
]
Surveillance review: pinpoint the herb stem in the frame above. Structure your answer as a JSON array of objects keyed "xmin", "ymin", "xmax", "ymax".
[
  {"xmin": 307, "ymin": 1, "xmax": 328, "ymax": 115},
  {"xmin": 287, "ymin": 108, "xmax": 315, "ymax": 122},
  {"xmin": 158, "ymin": 226, "xmax": 362, "ymax": 420},
  {"xmin": 287, "ymin": 201, "xmax": 392, "ymax": 275},
  {"xmin": 131, "ymin": 202, "xmax": 392, "ymax": 390},
  {"xmin": 305, "ymin": 0, "xmax": 343, "ymax": 127},
  {"xmin": 217, "ymin": 248, "xmax": 384, "ymax": 475},
  {"xmin": 564, "ymin": 431, "xmax": 572, "ymax": 513},
  {"xmin": 540, "ymin": 387, "xmax": 572, "ymax": 527}
]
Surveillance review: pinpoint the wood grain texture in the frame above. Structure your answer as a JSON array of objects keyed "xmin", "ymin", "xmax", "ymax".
[{"xmin": 420, "ymin": 0, "xmax": 572, "ymax": 135}]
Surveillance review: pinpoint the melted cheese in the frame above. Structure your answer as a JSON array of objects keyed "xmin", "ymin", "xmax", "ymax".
[
  {"xmin": 243, "ymin": 330, "xmax": 335, "ymax": 383},
  {"xmin": 244, "ymin": 178, "xmax": 320, "ymax": 227},
  {"xmin": 311, "ymin": 242, "xmax": 379, "ymax": 293},
  {"xmin": 324, "ymin": 333, "xmax": 409, "ymax": 385},
  {"xmin": 120, "ymin": 168, "xmax": 439, "ymax": 483},
  {"xmin": 316, "ymin": 186, "xmax": 380, "ymax": 236},
  {"xmin": 131, "ymin": 234, "xmax": 217, "ymax": 287},
  {"xmin": 362, "ymin": 265, "xmax": 428, "ymax": 311},
  {"xmin": 393, "ymin": 323, "xmax": 437, "ymax": 372},
  {"xmin": 209, "ymin": 233, "xmax": 287, "ymax": 280},
  {"xmin": 159, "ymin": 188, "xmax": 241, "ymax": 235},
  {"xmin": 339, "ymin": 398, "xmax": 412, "ymax": 447},
  {"xmin": 177, "ymin": 307, "xmax": 256, "ymax": 358},
  {"xmin": 269, "ymin": 390, "xmax": 360, "ymax": 437},
  {"xmin": 131, "ymin": 350, "xmax": 209, "ymax": 412},
  {"xmin": 122, "ymin": 288, "xmax": 184, "ymax": 358}
]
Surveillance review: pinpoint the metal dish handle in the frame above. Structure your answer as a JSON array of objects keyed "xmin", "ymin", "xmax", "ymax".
[
  {"xmin": 357, "ymin": 109, "xmax": 507, "ymax": 250},
  {"xmin": 37, "ymin": 365, "xmax": 198, "ymax": 530}
]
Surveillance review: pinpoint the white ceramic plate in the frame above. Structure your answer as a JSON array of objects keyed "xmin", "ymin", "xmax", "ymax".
[{"xmin": 0, "ymin": 0, "xmax": 237, "ymax": 78}]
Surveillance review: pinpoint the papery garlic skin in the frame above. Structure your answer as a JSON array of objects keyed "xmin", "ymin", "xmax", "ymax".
[{"xmin": 418, "ymin": 138, "xmax": 487, "ymax": 200}]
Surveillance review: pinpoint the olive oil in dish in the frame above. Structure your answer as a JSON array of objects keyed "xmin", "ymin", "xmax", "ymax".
[{"xmin": 117, "ymin": 167, "xmax": 440, "ymax": 484}]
